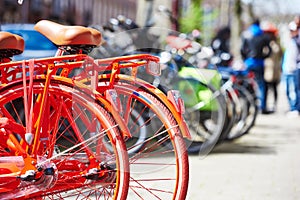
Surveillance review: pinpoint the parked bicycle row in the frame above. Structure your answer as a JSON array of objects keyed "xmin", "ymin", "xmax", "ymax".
[
  {"xmin": 0, "ymin": 17, "xmax": 260, "ymax": 199},
  {"xmin": 89, "ymin": 14, "xmax": 259, "ymax": 155}
]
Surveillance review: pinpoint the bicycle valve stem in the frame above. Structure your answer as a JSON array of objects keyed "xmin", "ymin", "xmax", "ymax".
[{"xmin": 25, "ymin": 133, "xmax": 34, "ymax": 145}]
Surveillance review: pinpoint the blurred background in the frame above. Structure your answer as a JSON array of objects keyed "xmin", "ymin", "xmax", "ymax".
[{"xmin": 1, "ymin": 0, "xmax": 300, "ymax": 48}]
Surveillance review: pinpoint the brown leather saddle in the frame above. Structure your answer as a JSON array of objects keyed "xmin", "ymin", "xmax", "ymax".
[
  {"xmin": 34, "ymin": 20, "xmax": 102, "ymax": 48},
  {"xmin": 0, "ymin": 32, "xmax": 25, "ymax": 58}
]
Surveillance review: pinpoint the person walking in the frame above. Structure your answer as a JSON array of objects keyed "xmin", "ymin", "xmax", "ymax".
[
  {"xmin": 261, "ymin": 22, "xmax": 283, "ymax": 112},
  {"xmin": 240, "ymin": 19, "xmax": 272, "ymax": 114},
  {"xmin": 282, "ymin": 21, "xmax": 299, "ymax": 116},
  {"xmin": 293, "ymin": 16, "xmax": 300, "ymax": 115}
]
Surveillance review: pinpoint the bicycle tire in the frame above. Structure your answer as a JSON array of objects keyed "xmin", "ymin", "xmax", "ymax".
[
  {"xmin": 217, "ymin": 82, "xmax": 241, "ymax": 143},
  {"xmin": 0, "ymin": 79, "xmax": 129, "ymax": 200},
  {"xmin": 226, "ymin": 84, "xmax": 258, "ymax": 140}
]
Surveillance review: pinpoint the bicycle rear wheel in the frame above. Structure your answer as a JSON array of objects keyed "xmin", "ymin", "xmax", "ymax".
[
  {"xmin": 98, "ymin": 79, "xmax": 189, "ymax": 200},
  {"xmin": 226, "ymin": 84, "xmax": 258, "ymax": 140},
  {"xmin": 217, "ymin": 84, "xmax": 240, "ymax": 143},
  {"xmin": 174, "ymin": 77, "xmax": 226, "ymax": 154},
  {"xmin": 0, "ymin": 79, "xmax": 129, "ymax": 200}
]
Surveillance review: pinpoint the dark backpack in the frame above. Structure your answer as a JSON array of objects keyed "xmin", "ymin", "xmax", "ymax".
[{"xmin": 241, "ymin": 31, "xmax": 272, "ymax": 60}]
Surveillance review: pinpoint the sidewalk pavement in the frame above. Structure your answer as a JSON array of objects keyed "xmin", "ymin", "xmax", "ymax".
[{"xmin": 187, "ymin": 83, "xmax": 300, "ymax": 200}]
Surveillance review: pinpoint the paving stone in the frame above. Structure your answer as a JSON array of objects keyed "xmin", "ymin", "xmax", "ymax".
[{"xmin": 186, "ymin": 83, "xmax": 300, "ymax": 200}]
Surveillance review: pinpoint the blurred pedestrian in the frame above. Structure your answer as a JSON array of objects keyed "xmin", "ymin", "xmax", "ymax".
[
  {"xmin": 282, "ymin": 21, "xmax": 299, "ymax": 116},
  {"xmin": 261, "ymin": 21, "xmax": 283, "ymax": 112},
  {"xmin": 211, "ymin": 26, "xmax": 231, "ymax": 55},
  {"xmin": 240, "ymin": 19, "xmax": 272, "ymax": 114},
  {"xmin": 293, "ymin": 16, "xmax": 300, "ymax": 115},
  {"xmin": 211, "ymin": 26, "xmax": 233, "ymax": 67},
  {"xmin": 294, "ymin": 15, "xmax": 300, "ymax": 29}
]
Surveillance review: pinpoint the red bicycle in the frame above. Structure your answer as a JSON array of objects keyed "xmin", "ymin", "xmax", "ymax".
[
  {"xmin": 0, "ymin": 31, "xmax": 130, "ymax": 199},
  {"xmin": 35, "ymin": 19, "xmax": 190, "ymax": 200}
]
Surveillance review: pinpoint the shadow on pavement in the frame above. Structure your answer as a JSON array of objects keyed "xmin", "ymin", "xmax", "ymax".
[{"xmin": 210, "ymin": 141, "xmax": 277, "ymax": 155}]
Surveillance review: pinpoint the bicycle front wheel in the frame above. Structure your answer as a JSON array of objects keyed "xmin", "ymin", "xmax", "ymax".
[{"xmin": 0, "ymin": 79, "xmax": 129, "ymax": 200}]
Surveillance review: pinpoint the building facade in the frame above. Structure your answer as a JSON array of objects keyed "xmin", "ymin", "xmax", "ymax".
[{"xmin": 0, "ymin": 0, "xmax": 137, "ymax": 26}]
